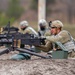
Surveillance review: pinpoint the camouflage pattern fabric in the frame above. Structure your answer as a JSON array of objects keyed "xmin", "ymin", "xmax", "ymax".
[{"xmin": 35, "ymin": 30, "xmax": 75, "ymax": 58}]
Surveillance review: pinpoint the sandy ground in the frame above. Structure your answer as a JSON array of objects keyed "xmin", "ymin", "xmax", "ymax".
[{"xmin": 0, "ymin": 50, "xmax": 75, "ymax": 75}]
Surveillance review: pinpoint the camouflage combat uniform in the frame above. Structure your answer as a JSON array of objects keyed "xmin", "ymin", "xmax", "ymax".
[
  {"xmin": 36, "ymin": 20, "xmax": 75, "ymax": 58},
  {"xmin": 20, "ymin": 26, "xmax": 38, "ymax": 36}
]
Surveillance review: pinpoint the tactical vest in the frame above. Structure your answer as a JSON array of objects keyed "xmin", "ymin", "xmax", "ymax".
[{"xmin": 63, "ymin": 32, "xmax": 75, "ymax": 52}]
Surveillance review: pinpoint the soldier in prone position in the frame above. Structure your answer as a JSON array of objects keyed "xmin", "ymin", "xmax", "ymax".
[
  {"xmin": 35, "ymin": 20, "xmax": 75, "ymax": 58},
  {"xmin": 19, "ymin": 20, "xmax": 38, "ymax": 36},
  {"xmin": 11, "ymin": 20, "xmax": 39, "ymax": 60}
]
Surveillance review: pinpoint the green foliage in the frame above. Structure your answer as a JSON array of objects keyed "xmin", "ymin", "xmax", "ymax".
[
  {"xmin": 0, "ymin": 13, "xmax": 15, "ymax": 27},
  {"xmin": 7, "ymin": 0, "xmax": 24, "ymax": 19},
  {"xmin": 0, "ymin": 0, "xmax": 24, "ymax": 26},
  {"xmin": 0, "ymin": 13, "xmax": 7, "ymax": 26}
]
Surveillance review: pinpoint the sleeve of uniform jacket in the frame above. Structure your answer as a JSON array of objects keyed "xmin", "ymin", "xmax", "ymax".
[
  {"xmin": 46, "ymin": 30, "xmax": 70, "ymax": 44},
  {"xmin": 35, "ymin": 41, "xmax": 53, "ymax": 52}
]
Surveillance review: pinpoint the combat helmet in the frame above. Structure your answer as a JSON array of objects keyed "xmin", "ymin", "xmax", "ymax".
[
  {"xmin": 51, "ymin": 20, "xmax": 63, "ymax": 28},
  {"xmin": 39, "ymin": 19, "xmax": 47, "ymax": 26},
  {"xmin": 20, "ymin": 21, "xmax": 28, "ymax": 27}
]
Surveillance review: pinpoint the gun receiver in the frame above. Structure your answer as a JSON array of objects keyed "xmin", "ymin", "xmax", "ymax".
[{"xmin": 0, "ymin": 33, "xmax": 45, "ymax": 46}]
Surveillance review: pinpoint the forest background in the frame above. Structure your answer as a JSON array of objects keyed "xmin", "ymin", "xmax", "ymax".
[{"xmin": 0, "ymin": 0, "xmax": 75, "ymax": 38}]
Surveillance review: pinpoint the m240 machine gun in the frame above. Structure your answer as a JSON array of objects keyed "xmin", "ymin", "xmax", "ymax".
[
  {"xmin": 0, "ymin": 21, "xmax": 46, "ymax": 46},
  {"xmin": 0, "ymin": 33, "xmax": 50, "ymax": 59},
  {"xmin": 0, "ymin": 22, "xmax": 50, "ymax": 59}
]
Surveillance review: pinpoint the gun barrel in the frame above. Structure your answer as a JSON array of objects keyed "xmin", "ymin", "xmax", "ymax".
[
  {"xmin": 0, "ymin": 38, "xmax": 13, "ymax": 44},
  {"xmin": 16, "ymin": 48, "xmax": 50, "ymax": 59}
]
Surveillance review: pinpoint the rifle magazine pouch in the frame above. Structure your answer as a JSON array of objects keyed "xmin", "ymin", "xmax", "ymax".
[
  {"xmin": 10, "ymin": 53, "xmax": 31, "ymax": 60},
  {"xmin": 52, "ymin": 50, "xmax": 68, "ymax": 59}
]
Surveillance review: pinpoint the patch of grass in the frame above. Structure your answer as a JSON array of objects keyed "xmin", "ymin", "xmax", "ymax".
[{"xmin": 64, "ymin": 24, "xmax": 75, "ymax": 38}]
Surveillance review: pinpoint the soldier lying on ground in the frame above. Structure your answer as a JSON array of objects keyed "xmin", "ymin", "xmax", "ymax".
[
  {"xmin": 11, "ymin": 20, "xmax": 40, "ymax": 60},
  {"xmin": 35, "ymin": 20, "xmax": 75, "ymax": 58}
]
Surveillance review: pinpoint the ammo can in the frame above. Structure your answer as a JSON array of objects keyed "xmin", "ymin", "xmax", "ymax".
[{"xmin": 52, "ymin": 50, "xmax": 68, "ymax": 59}]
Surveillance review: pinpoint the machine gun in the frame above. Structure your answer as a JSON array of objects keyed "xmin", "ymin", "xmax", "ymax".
[
  {"xmin": 0, "ymin": 22, "xmax": 50, "ymax": 59},
  {"xmin": 0, "ymin": 21, "xmax": 19, "ymax": 46},
  {"xmin": 0, "ymin": 21, "xmax": 46, "ymax": 46},
  {"xmin": 0, "ymin": 33, "xmax": 46, "ymax": 46},
  {"xmin": 0, "ymin": 33, "xmax": 50, "ymax": 59}
]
